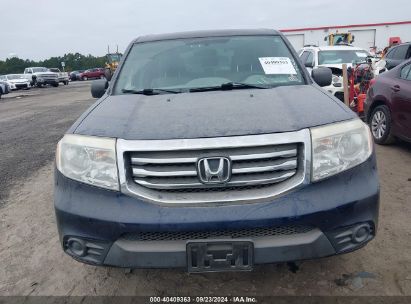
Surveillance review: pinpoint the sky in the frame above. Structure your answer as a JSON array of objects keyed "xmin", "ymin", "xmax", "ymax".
[{"xmin": 1, "ymin": 0, "xmax": 410, "ymax": 60}]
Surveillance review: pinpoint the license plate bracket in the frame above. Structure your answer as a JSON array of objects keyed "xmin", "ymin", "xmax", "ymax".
[{"xmin": 187, "ymin": 241, "xmax": 253, "ymax": 273}]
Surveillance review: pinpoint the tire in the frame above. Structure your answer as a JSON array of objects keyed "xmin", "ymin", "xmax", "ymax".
[
  {"xmin": 369, "ymin": 105, "xmax": 395, "ymax": 145},
  {"xmin": 52, "ymin": 83, "xmax": 59, "ymax": 87},
  {"xmin": 64, "ymin": 81, "xmax": 69, "ymax": 85},
  {"xmin": 104, "ymin": 68, "xmax": 113, "ymax": 81}
]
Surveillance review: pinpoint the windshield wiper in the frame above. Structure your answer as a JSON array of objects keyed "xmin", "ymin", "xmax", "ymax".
[
  {"xmin": 189, "ymin": 82, "xmax": 269, "ymax": 93},
  {"xmin": 122, "ymin": 88, "xmax": 182, "ymax": 95}
]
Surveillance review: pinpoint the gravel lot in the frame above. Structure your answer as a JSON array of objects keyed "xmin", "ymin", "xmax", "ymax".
[{"xmin": 0, "ymin": 82, "xmax": 410, "ymax": 296}]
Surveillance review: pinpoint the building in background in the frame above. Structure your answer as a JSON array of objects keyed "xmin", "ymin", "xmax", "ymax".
[{"xmin": 281, "ymin": 21, "xmax": 411, "ymax": 52}]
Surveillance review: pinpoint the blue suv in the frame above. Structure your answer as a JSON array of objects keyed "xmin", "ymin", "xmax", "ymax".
[{"xmin": 54, "ymin": 29, "xmax": 379, "ymax": 273}]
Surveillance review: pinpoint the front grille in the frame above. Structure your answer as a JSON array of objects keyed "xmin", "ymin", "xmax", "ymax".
[
  {"xmin": 121, "ymin": 225, "xmax": 314, "ymax": 242},
  {"xmin": 40, "ymin": 74, "xmax": 58, "ymax": 81},
  {"xmin": 118, "ymin": 130, "xmax": 310, "ymax": 204},
  {"xmin": 129, "ymin": 143, "xmax": 299, "ymax": 191}
]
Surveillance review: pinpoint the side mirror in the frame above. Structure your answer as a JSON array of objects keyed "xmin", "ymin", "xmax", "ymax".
[
  {"xmin": 91, "ymin": 79, "xmax": 109, "ymax": 98},
  {"xmin": 305, "ymin": 61, "xmax": 314, "ymax": 68},
  {"xmin": 311, "ymin": 67, "xmax": 332, "ymax": 87}
]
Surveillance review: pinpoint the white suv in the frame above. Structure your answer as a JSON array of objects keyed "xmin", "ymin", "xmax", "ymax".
[{"xmin": 298, "ymin": 45, "xmax": 370, "ymax": 101}]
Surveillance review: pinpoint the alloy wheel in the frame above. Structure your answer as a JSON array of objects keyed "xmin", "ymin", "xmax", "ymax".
[{"xmin": 371, "ymin": 110, "xmax": 387, "ymax": 139}]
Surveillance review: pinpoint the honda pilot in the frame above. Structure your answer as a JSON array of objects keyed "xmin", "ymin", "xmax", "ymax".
[{"xmin": 54, "ymin": 29, "xmax": 379, "ymax": 272}]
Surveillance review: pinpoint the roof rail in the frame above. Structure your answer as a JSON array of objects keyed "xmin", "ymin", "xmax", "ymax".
[{"xmin": 303, "ymin": 44, "xmax": 318, "ymax": 47}]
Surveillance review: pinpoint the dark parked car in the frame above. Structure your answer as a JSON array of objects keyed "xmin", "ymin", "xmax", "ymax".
[
  {"xmin": 55, "ymin": 29, "xmax": 379, "ymax": 272},
  {"xmin": 79, "ymin": 68, "xmax": 105, "ymax": 81},
  {"xmin": 69, "ymin": 70, "xmax": 85, "ymax": 81},
  {"xmin": 365, "ymin": 59, "xmax": 411, "ymax": 144},
  {"xmin": 385, "ymin": 42, "xmax": 411, "ymax": 70}
]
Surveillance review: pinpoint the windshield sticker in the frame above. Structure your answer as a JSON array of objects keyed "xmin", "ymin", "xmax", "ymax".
[
  {"xmin": 259, "ymin": 57, "xmax": 297, "ymax": 75},
  {"xmin": 356, "ymin": 52, "xmax": 367, "ymax": 58}
]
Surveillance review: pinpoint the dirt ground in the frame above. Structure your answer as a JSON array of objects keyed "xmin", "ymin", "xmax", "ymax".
[{"xmin": 0, "ymin": 82, "xmax": 410, "ymax": 296}]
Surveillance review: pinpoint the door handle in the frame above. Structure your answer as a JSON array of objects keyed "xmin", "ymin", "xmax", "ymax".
[{"xmin": 391, "ymin": 85, "xmax": 401, "ymax": 92}]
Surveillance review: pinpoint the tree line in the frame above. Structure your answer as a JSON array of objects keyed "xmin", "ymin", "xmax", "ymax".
[{"xmin": 0, "ymin": 53, "xmax": 106, "ymax": 75}]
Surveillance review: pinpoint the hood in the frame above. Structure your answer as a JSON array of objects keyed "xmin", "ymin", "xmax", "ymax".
[
  {"xmin": 74, "ymin": 85, "xmax": 356, "ymax": 140},
  {"xmin": 9, "ymin": 78, "xmax": 29, "ymax": 84},
  {"xmin": 318, "ymin": 63, "xmax": 353, "ymax": 77},
  {"xmin": 318, "ymin": 63, "xmax": 353, "ymax": 69}
]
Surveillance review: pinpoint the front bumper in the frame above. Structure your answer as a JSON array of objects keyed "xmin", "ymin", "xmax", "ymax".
[
  {"xmin": 37, "ymin": 78, "xmax": 58, "ymax": 85},
  {"xmin": 55, "ymin": 154, "xmax": 379, "ymax": 269},
  {"xmin": 9, "ymin": 83, "xmax": 30, "ymax": 90},
  {"xmin": 104, "ymin": 228, "xmax": 336, "ymax": 268}
]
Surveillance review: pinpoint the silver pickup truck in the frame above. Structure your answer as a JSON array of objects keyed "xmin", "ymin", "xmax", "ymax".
[{"xmin": 23, "ymin": 67, "xmax": 59, "ymax": 87}]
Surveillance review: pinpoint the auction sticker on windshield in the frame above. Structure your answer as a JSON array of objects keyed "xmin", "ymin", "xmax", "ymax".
[{"xmin": 259, "ymin": 57, "xmax": 297, "ymax": 75}]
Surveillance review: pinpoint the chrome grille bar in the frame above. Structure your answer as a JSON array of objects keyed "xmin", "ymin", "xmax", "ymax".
[
  {"xmin": 230, "ymin": 149, "xmax": 297, "ymax": 161},
  {"xmin": 132, "ymin": 167, "xmax": 197, "ymax": 177},
  {"xmin": 232, "ymin": 159, "xmax": 297, "ymax": 174},
  {"xmin": 133, "ymin": 171, "xmax": 296, "ymax": 190},
  {"xmin": 131, "ymin": 157, "xmax": 197, "ymax": 165}
]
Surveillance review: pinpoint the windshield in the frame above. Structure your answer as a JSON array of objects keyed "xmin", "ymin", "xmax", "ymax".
[
  {"xmin": 108, "ymin": 54, "xmax": 121, "ymax": 62},
  {"xmin": 114, "ymin": 35, "xmax": 305, "ymax": 94},
  {"xmin": 7, "ymin": 74, "xmax": 25, "ymax": 80},
  {"xmin": 49, "ymin": 68, "xmax": 59, "ymax": 72},
  {"xmin": 32, "ymin": 67, "xmax": 49, "ymax": 73},
  {"xmin": 318, "ymin": 50, "xmax": 369, "ymax": 65}
]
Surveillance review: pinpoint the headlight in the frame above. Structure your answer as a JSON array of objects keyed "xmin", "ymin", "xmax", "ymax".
[
  {"xmin": 56, "ymin": 134, "xmax": 119, "ymax": 190},
  {"xmin": 311, "ymin": 119, "xmax": 372, "ymax": 181}
]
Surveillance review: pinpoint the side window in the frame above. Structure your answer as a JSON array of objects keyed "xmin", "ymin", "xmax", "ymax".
[
  {"xmin": 394, "ymin": 45, "xmax": 408, "ymax": 60},
  {"xmin": 400, "ymin": 64, "xmax": 411, "ymax": 80},
  {"xmin": 386, "ymin": 48, "xmax": 397, "ymax": 59},
  {"xmin": 299, "ymin": 51, "xmax": 309, "ymax": 64},
  {"xmin": 306, "ymin": 52, "xmax": 314, "ymax": 65},
  {"xmin": 406, "ymin": 45, "xmax": 411, "ymax": 59}
]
